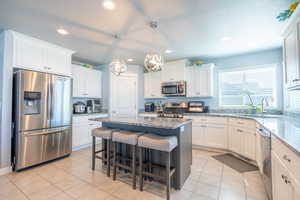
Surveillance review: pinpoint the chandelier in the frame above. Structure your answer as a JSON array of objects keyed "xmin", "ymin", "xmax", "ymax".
[
  {"xmin": 109, "ymin": 58, "xmax": 127, "ymax": 76},
  {"xmin": 144, "ymin": 21, "xmax": 164, "ymax": 72},
  {"xmin": 144, "ymin": 51, "xmax": 163, "ymax": 72}
]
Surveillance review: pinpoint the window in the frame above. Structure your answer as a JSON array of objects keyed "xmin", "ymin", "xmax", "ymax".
[{"xmin": 219, "ymin": 65, "xmax": 277, "ymax": 107}]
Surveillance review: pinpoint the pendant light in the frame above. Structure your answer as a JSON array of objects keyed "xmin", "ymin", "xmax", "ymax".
[
  {"xmin": 109, "ymin": 34, "xmax": 127, "ymax": 76},
  {"xmin": 110, "ymin": 58, "xmax": 127, "ymax": 76},
  {"xmin": 144, "ymin": 21, "xmax": 164, "ymax": 72}
]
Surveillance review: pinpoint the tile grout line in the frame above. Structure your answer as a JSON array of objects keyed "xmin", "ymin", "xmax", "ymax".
[{"xmin": 217, "ymin": 163, "xmax": 224, "ymax": 200}]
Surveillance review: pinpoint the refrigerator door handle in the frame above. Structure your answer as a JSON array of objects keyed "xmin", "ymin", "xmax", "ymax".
[{"xmin": 24, "ymin": 127, "xmax": 70, "ymax": 136}]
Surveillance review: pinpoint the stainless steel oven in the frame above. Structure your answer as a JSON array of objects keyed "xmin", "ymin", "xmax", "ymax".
[{"xmin": 161, "ymin": 81, "xmax": 186, "ymax": 96}]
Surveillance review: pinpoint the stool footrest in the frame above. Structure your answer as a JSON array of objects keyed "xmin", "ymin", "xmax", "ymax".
[{"xmin": 142, "ymin": 166, "xmax": 175, "ymax": 181}]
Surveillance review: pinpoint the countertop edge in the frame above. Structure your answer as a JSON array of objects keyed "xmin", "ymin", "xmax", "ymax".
[{"xmin": 89, "ymin": 118, "xmax": 192, "ymax": 130}]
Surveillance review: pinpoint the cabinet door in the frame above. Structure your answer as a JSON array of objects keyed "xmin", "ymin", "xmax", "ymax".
[
  {"xmin": 243, "ymin": 131, "xmax": 256, "ymax": 160},
  {"xmin": 14, "ymin": 37, "xmax": 45, "ymax": 71},
  {"xmin": 284, "ymin": 25, "xmax": 299, "ymax": 85},
  {"xmin": 144, "ymin": 73, "xmax": 153, "ymax": 98},
  {"xmin": 192, "ymin": 125, "xmax": 205, "ymax": 146},
  {"xmin": 45, "ymin": 47, "xmax": 71, "ymax": 76},
  {"xmin": 291, "ymin": 174, "xmax": 300, "ymax": 200},
  {"xmin": 205, "ymin": 125, "xmax": 228, "ymax": 149},
  {"xmin": 87, "ymin": 70, "xmax": 102, "ymax": 98},
  {"xmin": 199, "ymin": 68, "xmax": 212, "ymax": 96},
  {"xmin": 72, "ymin": 65, "xmax": 87, "ymax": 97},
  {"xmin": 72, "ymin": 124, "xmax": 82, "ymax": 148},
  {"xmin": 228, "ymin": 127, "xmax": 241, "ymax": 153},
  {"xmin": 151, "ymin": 71, "xmax": 162, "ymax": 98},
  {"xmin": 186, "ymin": 66, "xmax": 195, "ymax": 97},
  {"xmin": 272, "ymin": 152, "xmax": 292, "ymax": 200},
  {"xmin": 162, "ymin": 60, "xmax": 186, "ymax": 82}
]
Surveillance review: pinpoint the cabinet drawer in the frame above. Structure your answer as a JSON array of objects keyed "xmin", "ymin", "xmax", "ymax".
[
  {"xmin": 228, "ymin": 118, "xmax": 256, "ymax": 128},
  {"xmin": 272, "ymin": 136, "xmax": 300, "ymax": 182},
  {"xmin": 72, "ymin": 114, "xmax": 107, "ymax": 124},
  {"xmin": 185, "ymin": 116, "xmax": 227, "ymax": 125}
]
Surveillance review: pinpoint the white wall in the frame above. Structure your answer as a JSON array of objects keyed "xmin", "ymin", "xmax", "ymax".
[
  {"xmin": 0, "ymin": 31, "xmax": 13, "ymax": 170},
  {"xmin": 98, "ymin": 64, "xmax": 144, "ymax": 111}
]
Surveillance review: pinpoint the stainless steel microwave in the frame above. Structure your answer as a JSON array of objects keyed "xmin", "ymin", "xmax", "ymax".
[{"xmin": 161, "ymin": 81, "xmax": 186, "ymax": 96}]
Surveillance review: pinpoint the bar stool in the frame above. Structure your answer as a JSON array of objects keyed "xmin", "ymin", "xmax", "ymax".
[
  {"xmin": 112, "ymin": 130, "xmax": 143, "ymax": 189},
  {"xmin": 91, "ymin": 127, "xmax": 115, "ymax": 177},
  {"xmin": 138, "ymin": 134, "xmax": 178, "ymax": 200}
]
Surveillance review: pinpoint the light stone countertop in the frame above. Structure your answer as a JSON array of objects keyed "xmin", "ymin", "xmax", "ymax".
[{"xmin": 89, "ymin": 116, "xmax": 192, "ymax": 129}]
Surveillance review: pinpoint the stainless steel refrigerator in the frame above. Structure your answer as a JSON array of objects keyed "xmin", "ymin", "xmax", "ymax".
[{"xmin": 12, "ymin": 70, "xmax": 72, "ymax": 171}]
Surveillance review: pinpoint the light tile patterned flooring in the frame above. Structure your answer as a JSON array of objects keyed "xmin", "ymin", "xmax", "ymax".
[{"xmin": 0, "ymin": 147, "xmax": 268, "ymax": 200}]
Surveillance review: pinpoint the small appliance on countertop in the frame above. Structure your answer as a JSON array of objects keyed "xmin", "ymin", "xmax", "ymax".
[
  {"xmin": 187, "ymin": 101, "xmax": 208, "ymax": 113},
  {"xmin": 87, "ymin": 99, "xmax": 102, "ymax": 113},
  {"xmin": 73, "ymin": 102, "xmax": 86, "ymax": 114},
  {"xmin": 145, "ymin": 102, "xmax": 155, "ymax": 112}
]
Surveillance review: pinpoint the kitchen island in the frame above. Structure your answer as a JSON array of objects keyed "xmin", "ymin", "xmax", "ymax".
[{"xmin": 90, "ymin": 116, "xmax": 193, "ymax": 189}]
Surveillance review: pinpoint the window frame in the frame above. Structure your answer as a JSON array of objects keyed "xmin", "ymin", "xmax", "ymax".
[{"xmin": 218, "ymin": 64, "xmax": 278, "ymax": 109}]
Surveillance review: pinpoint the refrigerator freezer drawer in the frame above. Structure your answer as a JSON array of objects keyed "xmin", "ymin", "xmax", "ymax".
[{"xmin": 15, "ymin": 127, "xmax": 72, "ymax": 171}]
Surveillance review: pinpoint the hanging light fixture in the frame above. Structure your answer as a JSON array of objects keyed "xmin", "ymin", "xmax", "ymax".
[
  {"xmin": 144, "ymin": 21, "xmax": 164, "ymax": 72},
  {"xmin": 109, "ymin": 58, "xmax": 127, "ymax": 76},
  {"xmin": 109, "ymin": 34, "xmax": 127, "ymax": 76}
]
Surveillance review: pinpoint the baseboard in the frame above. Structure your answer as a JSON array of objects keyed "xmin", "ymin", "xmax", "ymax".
[
  {"xmin": 0, "ymin": 166, "xmax": 12, "ymax": 176},
  {"xmin": 72, "ymin": 141, "xmax": 102, "ymax": 152}
]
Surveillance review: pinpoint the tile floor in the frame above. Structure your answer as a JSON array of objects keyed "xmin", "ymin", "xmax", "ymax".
[{"xmin": 0, "ymin": 147, "xmax": 268, "ymax": 200}]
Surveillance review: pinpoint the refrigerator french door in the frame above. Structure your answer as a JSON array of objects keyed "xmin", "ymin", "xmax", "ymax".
[{"xmin": 13, "ymin": 70, "xmax": 72, "ymax": 171}]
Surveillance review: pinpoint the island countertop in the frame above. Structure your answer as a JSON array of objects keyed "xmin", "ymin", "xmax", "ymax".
[{"xmin": 89, "ymin": 116, "xmax": 192, "ymax": 129}]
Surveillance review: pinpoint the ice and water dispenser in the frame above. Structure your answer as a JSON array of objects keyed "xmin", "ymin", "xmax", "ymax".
[{"xmin": 23, "ymin": 91, "xmax": 41, "ymax": 115}]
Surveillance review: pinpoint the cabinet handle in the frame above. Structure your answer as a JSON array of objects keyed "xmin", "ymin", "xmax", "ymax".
[
  {"xmin": 200, "ymin": 125, "xmax": 207, "ymax": 128},
  {"xmin": 237, "ymin": 129, "xmax": 243, "ymax": 132},
  {"xmin": 237, "ymin": 122, "xmax": 244, "ymax": 125},
  {"xmin": 292, "ymin": 79, "xmax": 300, "ymax": 82},
  {"xmin": 283, "ymin": 155, "xmax": 291, "ymax": 163}
]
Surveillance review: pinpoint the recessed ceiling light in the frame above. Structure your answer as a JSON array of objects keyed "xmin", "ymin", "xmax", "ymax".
[
  {"xmin": 165, "ymin": 49, "xmax": 173, "ymax": 54},
  {"xmin": 127, "ymin": 58, "xmax": 134, "ymax": 62},
  {"xmin": 57, "ymin": 28, "xmax": 69, "ymax": 35},
  {"xmin": 103, "ymin": 0, "xmax": 115, "ymax": 10},
  {"xmin": 221, "ymin": 36, "xmax": 232, "ymax": 41}
]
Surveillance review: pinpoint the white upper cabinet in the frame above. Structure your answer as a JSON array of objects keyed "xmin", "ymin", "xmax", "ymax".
[
  {"xmin": 14, "ymin": 36, "xmax": 45, "ymax": 71},
  {"xmin": 282, "ymin": 6, "xmax": 300, "ymax": 89},
  {"xmin": 161, "ymin": 59, "xmax": 189, "ymax": 82},
  {"xmin": 11, "ymin": 31, "xmax": 74, "ymax": 76},
  {"xmin": 44, "ymin": 46, "xmax": 71, "ymax": 76},
  {"xmin": 72, "ymin": 64, "xmax": 102, "ymax": 98},
  {"xmin": 186, "ymin": 64, "xmax": 214, "ymax": 97},
  {"xmin": 144, "ymin": 71, "xmax": 162, "ymax": 98}
]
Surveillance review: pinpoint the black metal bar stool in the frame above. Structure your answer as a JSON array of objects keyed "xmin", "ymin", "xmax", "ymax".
[
  {"xmin": 91, "ymin": 127, "xmax": 116, "ymax": 177},
  {"xmin": 138, "ymin": 134, "xmax": 178, "ymax": 200},
  {"xmin": 112, "ymin": 130, "xmax": 143, "ymax": 189}
]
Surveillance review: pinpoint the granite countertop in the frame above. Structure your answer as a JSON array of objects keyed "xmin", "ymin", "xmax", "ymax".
[{"xmin": 89, "ymin": 116, "xmax": 192, "ymax": 129}]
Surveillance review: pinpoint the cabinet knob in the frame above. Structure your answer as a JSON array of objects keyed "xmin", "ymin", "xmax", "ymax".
[{"xmin": 283, "ymin": 155, "xmax": 291, "ymax": 163}]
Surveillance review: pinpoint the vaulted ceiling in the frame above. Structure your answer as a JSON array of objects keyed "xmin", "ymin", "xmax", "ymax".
[{"xmin": 0, "ymin": 0, "xmax": 293, "ymax": 65}]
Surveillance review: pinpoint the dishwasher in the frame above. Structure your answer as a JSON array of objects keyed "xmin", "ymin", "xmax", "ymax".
[{"xmin": 257, "ymin": 126, "xmax": 272, "ymax": 200}]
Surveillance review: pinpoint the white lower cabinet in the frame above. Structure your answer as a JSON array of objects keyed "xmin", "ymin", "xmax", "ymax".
[
  {"xmin": 228, "ymin": 126, "xmax": 242, "ymax": 153},
  {"xmin": 242, "ymin": 131, "xmax": 256, "ymax": 160},
  {"xmin": 272, "ymin": 152, "xmax": 300, "ymax": 200},
  {"xmin": 229, "ymin": 126, "xmax": 256, "ymax": 160},
  {"xmin": 192, "ymin": 124, "xmax": 205, "ymax": 146},
  {"xmin": 72, "ymin": 114, "xmax": 107, "ymax": 150},
  {"xmin": 205, "ymin": 124, "xmax": 227, "ymax": 149},
  {"xmin": 190, "ymin": 118, "xmax": 227, "ymax": 149}
]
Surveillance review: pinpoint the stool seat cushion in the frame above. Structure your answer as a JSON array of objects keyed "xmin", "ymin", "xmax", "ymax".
[
  {"xmin": 112, "ymin": 131, "xmax": 143, "ymax": 145},
  {"xmin": 92, "ymin": 128, "xmax": 114, "ymax": 139},
  {"xmin": 138, "ymin": 134, "xmax": 178, "ymax": 152}
]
